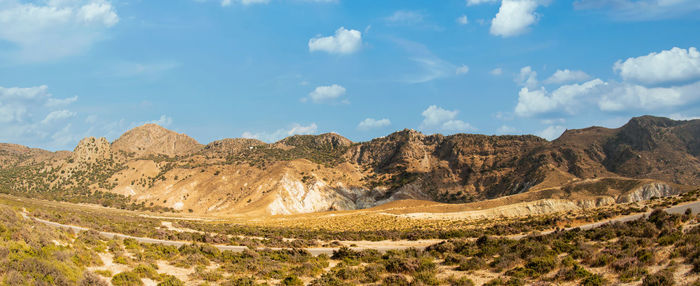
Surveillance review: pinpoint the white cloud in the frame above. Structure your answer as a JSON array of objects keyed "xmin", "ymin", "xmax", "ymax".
[
  {"xmin": 441, "ymin": 120, "xmax": 475, "ymax": 131},
  {"xmin": 242, "ymin": 123, "xmax": 318, "ymax": 143},
  {"xmin": 509, "ymin": 48, "xmax": 700, "ymax": 123},
  {"xmin": 386, "ymin": 10, "xmax": 424, "ymax": 25},
  {"xmin": 128, "ymin": 115, "xmax": 174, "ymax": 129},
  {"xmin": 516, "ymin": 66, "xmax": 538, "ymax": 88},
  {"xmin": 0, "ymin": 0, "xmax": 119, "ymax": 62},
  {"xmin": 573, "ymin": 0, "xmax": 700, "ymax": 21},
  {"xmin": 420, "ymin": 105, "xmax": 475, "ymax": 132},
  {"xmin": 222, "ymin": 0, "xmax": 334, "ymax": 6},
  {"xmin": 147, "ymin": 115, "xmax": 173, "ymax": 127},
  {"xmin": 490, "ymin": 68, "xmax": 503, "ymax": 76},
  {"xmin": 109, "ymin": 61, "xmax": 180, "ymax": 77},
  {"xmin": 598, "ymin": 81, "xmax": 700, "ymax": 111},
  {"xmin": 457, "ymin": 15, "xmax": 468, "ymax": 25},
  {"xmin": 392, "ymin": 38, "xmax": 455, "ymax": 84},
  {"xmin": 668, "ymin": 113, "xmax": 700, "ymax": 121},
  {"xmin": 241, "ymin": 0, "xmax": 270, "ymax": 5},
  {"xmin": 456, "ymin": 65, "xmax": 469, "ymax": 75},
  {"xmin": 515, "ymin": 79, "xmax": 606, "ymax": 117},
  {"xmin": 308, "ymin": 27, "xmax": 362, "ymax": 55},
  {"xmin": 497, "ymin": 125, "xmax": 517, "ymax": 134},
  {"xmin": 421, "ymin": 105, "xmax": 458, "ymax": 127},
  {"xmin": 490, "ymin": 0, "xmax": 539, "ymax": 37},
  {"xmin": 467, "ymin": 0, "xmax": 499, "ymax": 5},
  {"xmin": 41, "ymin": 110, "xmax": 76, "ymax": 125},
  {"xmin": 613, "ymin": 47, "xmax": 700, "ymax": 85},
  {"xmin": 85, "ymin": 114, "xmax": 98, "ymax": 124},
  {"xmin": 358, "ymin": 118, "xmax": 391, "ymax": 130},
  {"xmin": 538, "ymin": 125, "xmax": 566, "ymax": 140},
  {"xmin": 46, "ymin": 96, "xmax": 78, "ymax": 107},
  {"xmin": 0, "ymin": 85, "xmax": 81, "ymax": 150},
  {"xmin": 544, "ymin": 69, "xmax": 591, "ymax": 84},
  {"xmin": 405, "ymin": 57, "xmax": 455, "ymax": 83},
  {"xmin": 304, "ymin": 84, "xmax": 347, "ymax": 104},
  {"xmin": 78, "ymin": 2, "xmax": 118, "ymax": 26}
]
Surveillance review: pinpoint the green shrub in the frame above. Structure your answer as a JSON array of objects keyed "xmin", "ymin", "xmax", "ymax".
[
  {"xmin": 360, "ymin": 264, "xmax": 383, "ymax": 283},
  {"xmin": 112, "ymin": 271, "xmax": 143, "ymax": 286},
  {"xmin": 157, "ymin": 275, "xmax": 185, "ymax": 286},
  {"xmin": 524, "ymin": 255, "xmax": 556, "ymax": 276},
  {"xmin": 382, "ymin": 274, "xmax": 409, "ymax": 286},
  {"xmin": 581, "ymin": 273, "xmax": 606, "ymax": 286},
  {"xmin": 79, "ymin": 271, "xmax": 108, "ymax": 286},
  {"xmin": 281, "ymin": 275, "xmax": 304, "ymax": 286},
  {"xmin": 642, "ymin": 271, "xmax": 674, "ymax": 286},
  {"xmin": 457, "ymin": 257, "xmax": 485, "ymax": 271},
  {"xmin": 448, "ymin": 276, "xmax": 475, "ymax": 286}
]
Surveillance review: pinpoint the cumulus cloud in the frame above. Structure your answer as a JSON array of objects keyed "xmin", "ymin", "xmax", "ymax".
[
  {"xmin": 538, "ymin": 125, "xmax": 566, "ymax": 140},
  {"xmin": 497, "ymin": 125, "xmax": 517, "ymax": 134},
  {"xmin": 613, "ymin": 47, "xmax": 700, "ymax": 85},
  {"xmin": 514, "ymin": 79, "xmax": 605, "ymax": 117},
  {"xmin": 544, "ymin": 69, "xmax": 591, "ymax": 84},
  {"xmin": 303, "ymin": 84, "xmax": 347, "ymax": 104},
  {"xmin": 0, "ymin": 0, "xmax": 119, "ymax": 62},
  {"xmin": 490, "ymin": 68, "xmax": 503, "ymax": 76},
  {"xmin": 308, "ymin": 27, "xmax": 362, "ymax": 55},
  {"xmin": 357, "ymin": 118, "xmax": 391, "ymax": 130},
  {"xmin": 0, "ymin": 85, "xmax": 82, "ymax": 149},
  {"xmin": 512, "ymin": 48, "xmax": 700, "ymax": 118},
  {"xmin": 242, "ymin": 123, "xmax": 318, "ymax": 142},
  {"xmin": 598, "ymin": 81, "xmax": 700, "ymax": 112},
  {"xmin": 457, "ymin": 15, "xmax": 468, "ymax": 25},
  {"xmin": 516, "ymin": 66, "xmax": 538, "ymax": 88},
  {"xmin": 441, "ymin": 119, "xmax": 475, "ymax": 131},
  {"xmin": 668, "ymin": 113, "xmax": 700, "ymax": 121},
  {"xmin": 490, "ymin": 0, "xmax": 539, "ymax": 37},
  {"xmin": 420, "ymin": 105, "xmax": 475, "ymax": 132},
  {"xmin": 456, "ymin": 65, "xmax": 469, "ymax": 75}
]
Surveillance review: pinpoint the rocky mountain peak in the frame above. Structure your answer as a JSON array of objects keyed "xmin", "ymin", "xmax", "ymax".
[
  {"xmin": 203, "ymin": 138, "xmax": 267, "ymax": 155},
  {"xmin": 111, "ymin": 124, "xmax": 202, "ymax": 157},
  {"xmin": 276, "ymin": 133, "xmax": 352, "ymax": 150},
  {"xmin": 73, "ymin": 137, "xmax": 111, "ymax": 163}
]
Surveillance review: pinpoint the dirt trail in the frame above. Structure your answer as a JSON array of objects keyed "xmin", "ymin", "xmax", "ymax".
[{"xmin": 22, "ymin": 200, "xmax": 700, "ymax": 256}]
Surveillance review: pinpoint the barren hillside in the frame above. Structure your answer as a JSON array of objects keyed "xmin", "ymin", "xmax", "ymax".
[{"xmin": 0, "ymin": 115, "xmax": 697, "ymax": 215}]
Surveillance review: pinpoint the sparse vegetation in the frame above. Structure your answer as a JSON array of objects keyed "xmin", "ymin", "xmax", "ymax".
[{"xmin": 0, "ymin": 194, "xmax": 699, "ymax": 285}]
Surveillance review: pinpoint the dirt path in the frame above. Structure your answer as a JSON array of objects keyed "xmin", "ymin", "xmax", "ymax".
[{"xmin": 22, "ymin": 200, "xmax": 700, "ymax": 256}]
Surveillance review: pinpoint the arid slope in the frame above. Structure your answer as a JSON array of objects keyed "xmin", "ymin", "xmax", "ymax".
[{"xmin": 0, "ymin": 115, "xmax": 697, "ymax": 215}]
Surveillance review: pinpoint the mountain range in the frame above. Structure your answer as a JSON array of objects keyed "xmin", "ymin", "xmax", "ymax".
[{"xmin": 0, "ymin": 115, "xmax": 697, "ymax": 215}]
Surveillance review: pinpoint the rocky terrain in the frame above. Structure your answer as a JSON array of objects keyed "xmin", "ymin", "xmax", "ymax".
[{"xmin": 0, "ymin": 115, "xmax": 697, "ymax": 215}]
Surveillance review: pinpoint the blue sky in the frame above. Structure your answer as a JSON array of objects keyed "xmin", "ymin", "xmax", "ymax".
[{"xmin": 0, "ymin": 0, "xmax": 699, "ymax": 150}]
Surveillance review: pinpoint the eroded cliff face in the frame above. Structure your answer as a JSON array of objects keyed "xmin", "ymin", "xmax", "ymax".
[
  {"xmin": 345, "ymin": 130, "xmax": 551, "ymax": 203},
  {"xmin": 617, "ymin": 182, "xmax": 680, "ymax": 203}
]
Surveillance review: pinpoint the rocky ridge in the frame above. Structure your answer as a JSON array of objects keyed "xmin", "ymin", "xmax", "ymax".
[{"xmin": 0, "ymin": 115, "xmax": 697, "ymax": 215}]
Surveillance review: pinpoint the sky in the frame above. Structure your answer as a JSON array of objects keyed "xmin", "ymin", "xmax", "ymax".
[{"xmin": 0, "ymin": 0, "xmax": 699, "ymax": 151}]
